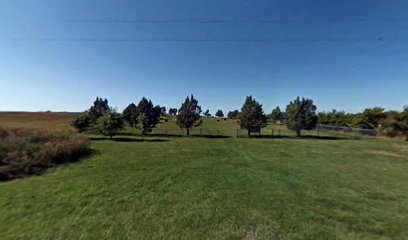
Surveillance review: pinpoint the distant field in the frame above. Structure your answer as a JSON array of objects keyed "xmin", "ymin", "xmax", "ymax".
[
  {"xmin": 0, "ymin": 112, "xmax": 79, "ymax": 131},
  {"xmin": 1, "ymin": 112, "xmax": 408, "ymax": 239}
]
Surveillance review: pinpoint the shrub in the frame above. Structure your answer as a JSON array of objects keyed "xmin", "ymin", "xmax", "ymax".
[
  {"xmin": 0, "ymin": 128, "xmax": 90, "ymax": 181},
  {"xmin": 71, "ymin": 114, "xmax": 92, "ymax": 132}
]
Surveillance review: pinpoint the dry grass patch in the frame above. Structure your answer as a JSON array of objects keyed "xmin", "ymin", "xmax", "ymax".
[
  {"xmin": 367, "ymin": 150, "xmax": 404, "ymax": 158},
  {"xmin": 0, "ymin": 127, "xmax": 90, "ymax": 180}
]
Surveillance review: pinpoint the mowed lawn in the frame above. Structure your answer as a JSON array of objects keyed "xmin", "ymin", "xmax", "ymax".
[{"xmin": 1, "ymin": 133, "xmax": 408, "ymax": 239}]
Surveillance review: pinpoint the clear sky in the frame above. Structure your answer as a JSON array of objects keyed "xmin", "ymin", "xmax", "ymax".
[{"xmin": 1, "ymin": 0, "xmax": 407, "ymax": 114}]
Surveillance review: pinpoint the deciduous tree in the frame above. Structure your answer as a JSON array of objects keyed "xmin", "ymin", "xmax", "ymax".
[
  {"xmin": 285, "ymin": 97, "xmax": 318, "ymax": 137},
  {"xmin": 98, "ymin": 109, "xmax": 124, "ymax": 139},
  {"xmin": 71, "ymin": 114, "xmax": 92, "ymax": 132}
]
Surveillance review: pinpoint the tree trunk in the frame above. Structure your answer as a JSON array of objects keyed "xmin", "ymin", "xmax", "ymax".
[
  {"xmin": 186, "ymin": 128, "xmax": 190, "ymax": 136},
  {"xmin": 296, "ymin": 129, "xmax": 301, "ymax": 137},
  {"xmin": 248, "ymin": 130, "xmax": 251, "ymax": 137}
]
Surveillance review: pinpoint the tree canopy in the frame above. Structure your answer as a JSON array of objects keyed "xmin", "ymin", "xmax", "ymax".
[
  {"xmin": 203, "ymin": 109, "xmax": 211, "ymax": 117},
  {"xmin": 71, "ymin": 114, "xmax": 91, "ymax": 132},
  {"xmin": 285, "ymin": 97, "xmax": 318, "ymax": 137},
  {"xmin": 122, "ymin": 103, "xmax": 138, "ymax": 126},
  {"xmin": 227, "ymin": 110, "xmax": 239, "ymax": 119},
  {"xmin": 215, "ymin": 110, "xmax": 224, "ymax": 118},
  {"xmin": 98, "ymin": 109, "xmax": 124, "ymax": 139},
  {"xmin": 176, "ymin": 94, "xmax": 202, "ymax": 136},
  {"xmin": 169, "ymin": 108, "xmax": 178, "ymax": 116},
  {"xmin": 89, "ymin": 97, "xmax": 110, "ymax": 123},
  {"xmin": 238, "ymin": 96, "xmax": 267, "ymax": 135},
  {"xmin": 269, "ymin": 106, "xmax": 284, "ymax": 124}
]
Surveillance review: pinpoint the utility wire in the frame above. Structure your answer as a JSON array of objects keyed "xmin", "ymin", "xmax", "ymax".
[
  {"xmin": 8, "ymin": 37, "xmax": 398, "ymax": 43},
  {"xmin": 64, "ymin": 18, "xmax": 408, "ymax": 24}
]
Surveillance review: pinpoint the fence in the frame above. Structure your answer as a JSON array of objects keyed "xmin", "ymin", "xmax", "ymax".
[
  {"xmin": 88, "ymin": 125, "xmax": 376, "ymax": 139},
  {"xmin": 125, "ymin": 127, "xmax": 320, "ymax": 138},
  {"xmin": 316, "ymin": 124, "xmax": 377, "ymax": 137}
]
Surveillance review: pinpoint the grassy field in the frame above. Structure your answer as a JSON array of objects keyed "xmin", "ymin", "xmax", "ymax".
[
  {"xmin": 0, "ymin": 112, "xmax": 79, "ymax": 131},
  {"xmin": 1, "ymin": 113, "xmax": 408, "ymax": 239}
]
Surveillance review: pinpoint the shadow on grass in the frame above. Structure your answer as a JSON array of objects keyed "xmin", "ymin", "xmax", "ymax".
[
  {"xmin": 115, "ymin": 133, "xmax": 231, "ymax": 139},
  {"xmin": 90, "ymin": 137, "xmax": 170, "ymax": 142},
  {"xmin": 252, "ymin": 135, "xmax": 351, "ymax": 140},
  {"xmin": 149, "ymin": 134, "xmax": 231, "ymax": 138}
]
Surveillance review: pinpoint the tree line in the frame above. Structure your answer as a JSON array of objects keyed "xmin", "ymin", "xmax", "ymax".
[
  {"xmin": 318, "ymin": 107, "xmax": 408, "ymax": 139},
  {"xmin": 71, "ymin": 96, "xmax": 407, "ymax": 140}
]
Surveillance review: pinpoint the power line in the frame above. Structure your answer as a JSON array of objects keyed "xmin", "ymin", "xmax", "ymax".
[
  {"xmin": 8, "ymin": 37, "xmax": 399, "ymax": 43},
  {"xmin": 64, "ymin": 18, "xmax": 408, "ymax": 24}
]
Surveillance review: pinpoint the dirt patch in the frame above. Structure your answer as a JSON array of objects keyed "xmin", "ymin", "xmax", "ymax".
[{"xmin": 367, "ymin": 151, "xmax": 404, "ymax": 158}]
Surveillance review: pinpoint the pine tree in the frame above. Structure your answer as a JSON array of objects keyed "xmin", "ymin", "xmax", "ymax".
[
  {"xmin": 176, "ymin": 94, "xmax": 202, "ymax": 136},
  {"xmin": 270, "ymin": 106, "xmax": 283, "ymax": 124},
  {"xmin": 122, "ymin": 103, "xmax": 139, "ymax": 126},
  {"xmin": 204, "ymin": 109, "xmax": 211, "ymax": 117},
  {"xmin": 215, "ymin": 110, "xmax": 224, "ymax": 118},
  {"xmin": 135, "ymin": 98, "xmax": 161, "ymax": 132},
  {"xmin": 227, "ymin": 110, "xmax": 239, "ymax": 119},
  {"xmin": 168, "ymin": 108, "xmax": 177, "ymax": 116},
  {"xmin": 89, "ymin": 97, "xmax": 110, "ymax": 123},
  {"xmin": 160, "ymin": 106, "xmax": 167, "ymax": 116},
  {"xmin": 238, "ymin": 96, "xmax": 267, "ymax": 136}
]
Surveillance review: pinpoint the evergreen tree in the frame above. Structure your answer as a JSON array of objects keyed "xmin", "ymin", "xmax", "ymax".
[
  {"xmin": 238, "ymin": 96, "xmax": 267, "ymax": 136},
  {"xmin": 285, "ymin": 97, "xmax": 318, "ymax": 137},
  {"xmin": 176, "ymin": 94, "xmax": 202, "ymax": 136},
  {"xmin": 122, "ymin": 103, "xmax": 139, "ymax": 126},
  {"xmin": 160, "ymin": 106, "xmax": 167, "ymax": 116},
  {"xmin": 215, "ymin": 110, "xmax": 224, "ymax": 118},
  {"xmin": 204, "ymin": 109, "xmax": 211, "ymax": 117},
  {"xmin": 270, "ymin": 106, "xmax": 284, "ymax": 124},
  {"xmin": 227, "ymin": 110, "xmax": 239, "ymax": 119},
  {"xmin": 135, "ymin": 98, "xmax": 161, "ymax": 132},
  {"xmin": 89, "ymin": 97, "xmax": 110, "ymax": 123},
  {"xmin": 169, "ymin": 108, "xmax": 178, "ymax": 116}
]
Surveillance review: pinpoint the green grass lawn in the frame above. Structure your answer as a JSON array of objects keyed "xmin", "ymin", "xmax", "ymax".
[
  {"xmin": 124, "ymin": 116, "xmax": 293, "ymax": 137},
  {"xmin": 1, "ymin": 134, "xmax": 408, "ymax": 239}
]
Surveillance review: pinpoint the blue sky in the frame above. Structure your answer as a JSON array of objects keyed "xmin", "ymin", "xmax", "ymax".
[{"xmin": 1, "ymin": 0, "xmax": 407, "ymax": 114}]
